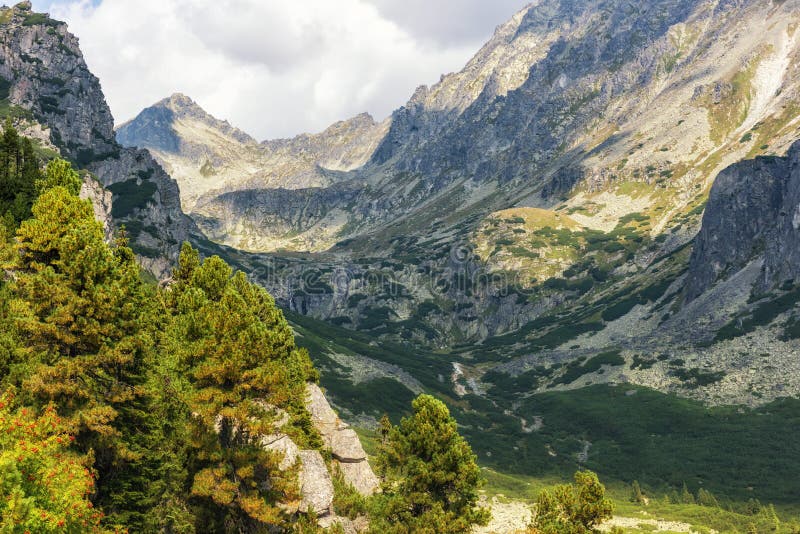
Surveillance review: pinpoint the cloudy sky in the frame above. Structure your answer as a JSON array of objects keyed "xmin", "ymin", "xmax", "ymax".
[{"xmin": 30, "ymin": 0, "xmax": 529, "ymax": 140}]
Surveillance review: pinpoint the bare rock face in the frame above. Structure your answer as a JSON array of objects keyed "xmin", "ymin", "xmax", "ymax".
[
  {"xmin": 337, "ymin": 461, "xmax": 380, "ymax": 497},
  {"xmin": 686, "ymin": 142, "xmax": 800, "ymax": 300},
  {"xmin": 79, "ymin": 177, "xmax": 113, "ymax": 243},
  {"xmin": 0, "ymin": 4, "xmax": 200, "ymax": 278},
  {"xmin": 88, "ymin": 148, "xmax": 199, "ymax": 278},
  {"xmin": 330, "ymin": 428, "xmax": 367, "ymax": 463},
  {"xmin": 298, "ymin": 450, "xmax": 334, "ymax": 516},
  {"xmin": 260, "ymin": 433, "xmax": 300, "ymax": 471},
  {"xmin": 305, "ymin": 383, "xmax": 380, "ymax": 496},
  {"xmin": 0, "ymin": 3, "xmax": 115, "ymax": 162},
  {"xmin": 306, "ymin": 382, "xmax": 341, "ymax": 436}
]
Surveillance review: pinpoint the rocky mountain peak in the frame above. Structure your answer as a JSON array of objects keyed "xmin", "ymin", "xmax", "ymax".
[{"xmin": 0, "ymin": 6, "xmax": 201, "ymax": 277}]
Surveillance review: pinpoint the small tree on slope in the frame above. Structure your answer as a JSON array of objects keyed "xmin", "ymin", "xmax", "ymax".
[
  {"xmin": 372, "ymin": 394, "xmax": 490, "ymax": 533},
  {"xmin": 531, "ymin": 470, "xmax": 614, "ymax": 534}
]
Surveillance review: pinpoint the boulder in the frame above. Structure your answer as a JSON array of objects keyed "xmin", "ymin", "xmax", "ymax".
[
  {"xmin": 260, "ymin": 434, "xmax": 300, "ymax": 471},
  {"xmin": 298, "ymin": 450, "xmax": 334, "ymax": 516},
  {"xmin": 305, "ymin": 382, "xmax": 340, "ymax": 437},
  {"xmin": 337, "ymin": 460, "xmax": 380, "ymax": 496},
  {"xmin": 330, "ymin": 428, "xmax": 368, "ymax": 463}
]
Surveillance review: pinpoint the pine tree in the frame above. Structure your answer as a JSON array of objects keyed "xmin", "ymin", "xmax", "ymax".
[
  {"xmin": 696, "ymin": 488, "xmax": 718, "ymax": 508},
  {"xmin": 630, "ymin": 480, "xmax": 644, "ymax": 504},
  {"xmin": 36, "ymin": 157, "xmax": 82, "ymax": 196},
  {"xmin": 680, "ymin": 482, "xmax": 695, "ymax": 504},
  {"xmin": 532, "ymin": 470, "xmax": 614, "ymax": 534},
  {"xmin": 0, "ymin": 389, "xmax": 103, "ymax": 533},
  {"xmin": 372, "ymin": 394, "xmax": 490, "ymax": 533},
  {"xmin": 0, "ymin": 119, "xmax": 41, "ymax": 227},
  {"xmin": 162, "ymin": 244, "xmax": 320, "ymax": 531},
  {"xmin": 9, "ymin": 182, "xmax": 169, "ymax": 528}
]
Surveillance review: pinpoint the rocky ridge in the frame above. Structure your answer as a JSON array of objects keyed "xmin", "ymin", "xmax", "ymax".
[
  {"xmin": 117, "ymin": 0, "xmax": 800, "ymax": 346},
  {"xmin": 116, "ymin": 94, "xmax": 389, "ymax": 251},
  {"xmin": 0, "ymin": 2, "xmax": 200, "ymax": 277}
]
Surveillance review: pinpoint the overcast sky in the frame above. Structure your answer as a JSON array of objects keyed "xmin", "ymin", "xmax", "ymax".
[{"xmin": 29, "ymin": 0, "xmax": 529, "ymax": 140}]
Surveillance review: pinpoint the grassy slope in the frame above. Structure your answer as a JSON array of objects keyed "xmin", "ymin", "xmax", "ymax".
[{"xmin": 291, "ymin": 309, "xmax": 800, "ymax": 504}]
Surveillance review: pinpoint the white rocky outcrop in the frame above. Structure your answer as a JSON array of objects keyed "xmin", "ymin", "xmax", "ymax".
[
  {"xmin": 235, "ymin": 382, "xmax": 378, "ymax": 527},
  {"xmin": 305, "ymin": 383, "xmax": 380, "ymax": 496},
  {"xmin": 297, "ymin": 450, "xmax": 334, "ymax": 516}
]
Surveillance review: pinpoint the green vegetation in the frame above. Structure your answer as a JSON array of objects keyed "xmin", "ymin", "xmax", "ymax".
[
  {"xmin": 22, "ymin": 13, "xmax": 62, "ymax": 27},
  {"xmin": 552, "ymin": 350, "xmax": 624, "ymax": 386},
  {"xmin": 0, "ymin": 391, "xmax": 103, "ymax": 532},
  {"xmin": 531, "ymin": 470, "xmax": 615, "ymax": 534},
  {"xmin": 107, "ymin": 177, "xmax": 157, "ymax": 217},
  {"xmin": 371, "ymin": 395, "xmax": 490, "ymax": 533},
  {"xmin": 0, "ymin": 141, "xmax": 324, "ymax": 531},
  {"xmin": 0, "ymin": 119, "xmax": 40, "ymax": 227},
  {"xmin": 715, "ymin": 284, "xmax": 800, "ymax": 342}
]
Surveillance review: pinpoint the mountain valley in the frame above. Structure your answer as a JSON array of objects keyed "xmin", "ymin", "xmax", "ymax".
[{"xmin": 2, "ymin": 0, "xmax": 800, "ymax": 531}]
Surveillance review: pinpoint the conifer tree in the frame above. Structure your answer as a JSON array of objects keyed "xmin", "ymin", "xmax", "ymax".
[
  {"xmin": 0, "ymin": 390, "xmax": 104, "ymax": 533},
  {"xmin": 680, "ymin": 482, "xmax": 695, "ymax": 504},
  {"xmin": 0, "ymin": 119, "xmax": 40, "ymax": 227},
  {"xmin": 8, "ymin": 181, "xmax": 167, "ymax": 528},
  {"xmin": 531, "ymin": 470, "xmax": 614, "ymax": 534},
  {"xmin": 630, "ymin": 480, "xmax": 644, "ymax": 504},
  {"xmin": 696, "ymin": 488, "xmax": 718, "ymax": 508},
  {"xmin": 373, "ymin": 394, "xmax": 489, "ymax": 533},
  {"xmin": 162, "ymin": 244, "xmax": 320, "ymax": 530}
]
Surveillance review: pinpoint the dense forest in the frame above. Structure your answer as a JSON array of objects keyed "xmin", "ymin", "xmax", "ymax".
[{"xmin": 0, "ymin": 122, "xmax": 324, "ymax": 532}]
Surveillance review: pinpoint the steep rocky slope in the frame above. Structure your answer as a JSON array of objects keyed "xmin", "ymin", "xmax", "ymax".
[
  {"xmin": 122, "ymin": 0, "xmax": 800, "ymax": 317},
  {"xmin": 116, "ymin": 0, "xmax": 800, "ymax": 415},
  {"xmin": 0, "ymin": 2, "xmax": 200, "ymax": 276},
  {"xmin": 117, "ymin": 94, "xmax": 389, "ymax": 250}
]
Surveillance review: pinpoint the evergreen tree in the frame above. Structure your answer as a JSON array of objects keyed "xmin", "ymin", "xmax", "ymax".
[
  {"xmin": 162, "ymin": 244, "xmax": 320, "ymax": 531},
  {"xmin": 696, "ymin": 488, "xmax": 718, "ymax": 508},
  {"xmin": 531, "ymin": 470, "xmax": 614, "ymax": 534},
  {"xmin": 372, "ymin": 394, "xmax": 489, "ymax": 533},
  {"xmin": 630, "ymin": 480, "xmax": 644, "ymax": 504},
  {"xmin": 0, "ymin": 390, "xmax": 104, "ymax": 533},
  {"xmin": 680, "ymin": 482, "xmax": 695, "ymax": 504},
  {"xmin": 9, "ymin": 182, "xmax": 168, "ymax": 528},
  {"xmin": 36, "ymin": 157, "xmax": 82, "ymax": 196},
  {"xmin": 0, "ymin": 119, "xmax": 41, "ymax": 227}
]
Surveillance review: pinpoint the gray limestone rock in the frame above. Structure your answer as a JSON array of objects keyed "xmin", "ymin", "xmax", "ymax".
[
  {"xmin": 337, "ymin": 461, "xmax": 380, "ymax": 497},
  {"xmin": 298, "ymin": 450, "xmax": 334, "ymax": 516},
  {"xmin": 686, "ymin": 142, "xmax": 800, "ymax": 300},
  {"xmin": 330, "ymin": 428, "xmax": 367, "ymax": 463}
]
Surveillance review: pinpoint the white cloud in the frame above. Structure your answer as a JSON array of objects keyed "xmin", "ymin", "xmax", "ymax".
[{"xmin": 38, "ymin": 0, "xmax": 526, "ymax": 140}]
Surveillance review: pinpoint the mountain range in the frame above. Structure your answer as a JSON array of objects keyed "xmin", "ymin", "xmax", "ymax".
[
  {"xmin": 3, "ymin": 0, "xmax": 800, "ymax": 513},
  {"xmin": 118, "ymin": 0, "xmax": 800, "ymax": 402}
]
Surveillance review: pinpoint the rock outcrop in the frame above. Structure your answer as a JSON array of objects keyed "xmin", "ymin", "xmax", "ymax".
[
  {"xmin": 79, "ymin": 176, "xmax": 113, "ymax": 242},
  {"xmin": 686, "ymin": 141, "xmax": 800, "ymax": 300},
  {"xmin": 297, "ymin": 450, "xmax": 335, "ymax": 516},
  {"xmin": 249, "ymin": 383, "xmax": 377, "ymax": 525},
  {"xmin": 0, "ymin": 3, "xmax": 201, "ymax": 278},
  {"xmin": 305, "ymin": 383, "xmax": 380, "ymax": 496}
]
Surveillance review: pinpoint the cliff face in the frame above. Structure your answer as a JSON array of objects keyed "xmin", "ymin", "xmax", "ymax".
[
  {"xmin": 0, "ymin": 1, "xmax": 115, "ymax": 163},
  {"xmin": 686, "ymin": 142, "xmax": 800, "ymax": 300},
  {"xmin": 0, "ymin": 2, "xmax": 200, "ymax": 277}
]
